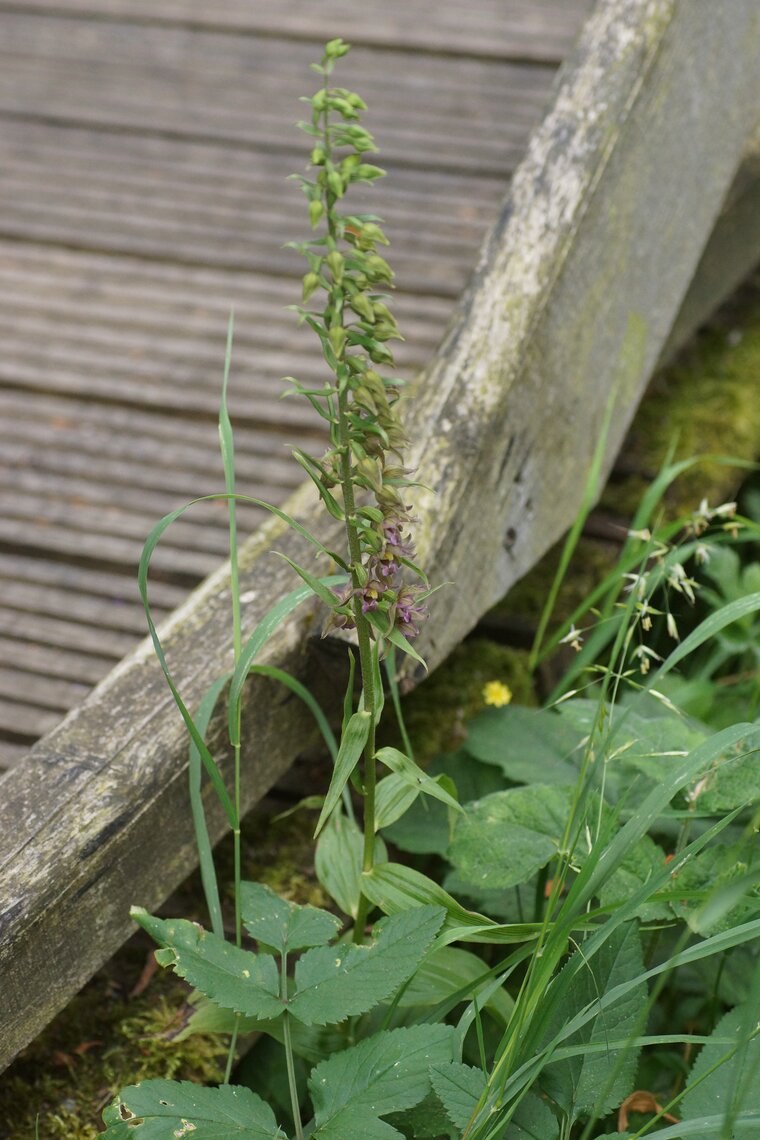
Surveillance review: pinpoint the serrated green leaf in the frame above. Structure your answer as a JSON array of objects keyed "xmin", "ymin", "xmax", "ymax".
[
  {"xmin": 131, "ymin": 909, "xmax": 282, "ymax": 1021},
  {"xmin": 449, "ymin": 785, "xmax": 569, "ymax": 891},
  {"xmin": 240, "ymin": 881, "xmax": 342, "ymax": 954},
  {"xmin": 102, "ymin": 1080, "xmax": 286, "ymax": 1138},
  {"xmin": 376, "ymin": 747, "xmax": 462, "ymax": 814},
  {"xmin": 310, "ymin": 1024, "xmax": 455, "ymax": 1138},
  {"xmin": 288, "ymin": 907, "xmax": 445, "ymax": 1026},
  {"xmin": 681, "ymin": 1004, "xmax": 760, "ymax": 1125},
  {"xmin": 539, "ymin": 922, "xmax": 645, "ymax": 1122},
  {"xmin": 431, "ymin": 1065, "xmax": 558, "ymax": 1139},
  {"xmin": 465, "ymin": 706, "xmax": 582, "ymax": 785},
  {"xmin": 429, "ymin": 1061, "xmax": 485, "ymax": 1130},
  {"xmin": 315, "ymin": 710, "xmax": 372, "ymax": 836}
]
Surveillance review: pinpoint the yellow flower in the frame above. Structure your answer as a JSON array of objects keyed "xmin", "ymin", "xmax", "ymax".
[{"xmin": 482, "ymin": 680, "xmax": 512, "ymax": 708}]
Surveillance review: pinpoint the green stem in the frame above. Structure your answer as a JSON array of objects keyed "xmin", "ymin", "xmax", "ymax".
[
  {"xmin": 321, "ymin": 94, "xmax": 379, "ymax": 942},
  {"xmin": 281, "ymin": 951, "xmax": 304, "ymax": 1140}
]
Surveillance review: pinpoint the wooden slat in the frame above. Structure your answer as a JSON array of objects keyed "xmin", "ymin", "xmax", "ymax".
[
  {"xmin": 0, "ymin": 16, "xmax": 554, "ymax": 176},
  {"xmin": 0, "ymin": 122, "xmax": 499, "ymax": 292},
  {"xmin": 0, "ymin": 666, "xmax": 90, "ymax": 714},
  {"xmin": 0, "ymin": 635, "xmax": 117, "ymax": 685},
  {"xmin": 0, "ymin": 552, "xmax": 186, "ymax": 610},
  {"xmin": 0, "ymin": 0, "xmax": 592, "ymax": 62},
  {"xmin": 0, "ymin": 741, "xmax": 30, "ymax": 770}
]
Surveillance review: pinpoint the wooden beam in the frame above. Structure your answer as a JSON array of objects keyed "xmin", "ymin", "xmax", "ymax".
[{"xmin": 0, "ymin": 0, "xmax": 758, "ymax": 1070}]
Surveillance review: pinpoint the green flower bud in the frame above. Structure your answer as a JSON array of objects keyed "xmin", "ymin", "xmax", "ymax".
[
  {"xmin": 328, "ymin": 325, "xmax": 347, "ymax": 356},
  {"xmin": 364, "ymin": 254, "xmax": 394, "ymax": 283},
  {"xmin": 361, "ymin": 223, "xmax": 389, "ymax": 246},
  {"xmin": 327, "ymin": 170, "xmax": 344, "ymax": 198},
  {"xmin": 357, "ymin": 457, "xmax": 383, "ymax": 492},
  {"xmin": 302, "ymin": 272, "xmax": 321, "ymax": 301},
  {"xmin": 369, "ymin": 342, "xmax": 394, "ymax": 365},
  {"xmin": 326, "ymin": 250, "xmax": 344, "ymax": 282},
  {"xmin": 355, "ymin": 164, "xmax": 385, "ymax": 181},
  {"xmin": 372, "ymin": 321, "xmax": 401, "ymax": 342},
  {"xmin": 325, "ymin": 38, "xmax": 350, "ymax": 59},
  {"xmin": 311, "ymin": 89, "xmax": 327, "ymax": 111},
  {"xmin": 348, "ymin": 93, "xmax": 368, "ymax": 110},
  {"xmin": 308, "ymin": 200, "xmax": 324, "ymax": 228},
  {"xmin": 349, "ymin": 294, "xmax": 375, "ymax": 323},
  {"xmin": 310, "ymin": 146, "xmax": 326, "ymax": 166},
  {"xmin": 330, "ymin": 96, "xmax": 358, "ymax": 120}
]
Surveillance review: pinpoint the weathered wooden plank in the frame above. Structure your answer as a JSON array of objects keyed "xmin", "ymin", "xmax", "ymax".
[
  {"xmin": 0, "ymin": 517, "xmax": 223, "ymax": 582},
  {"xmin": 1, "ymin": 0, "xmax": 756, "ymax": 1073},
  {"xmin": 0, "ymin": 0, "xmax": 592, "ymax": 61},
  {"xmin": 663, "ymin": 129, "xmax": 760, "ymax": 360},
  {"xmin": 0, "ymin": 552, "xmax": 186, "ymax": 610},
  {"xmin": 0, "ymin": 121, "xmax": 504, "ymax": 288},
  {"xmin": 0, "ymin": 667, "xmax": 89, "ymax": 714},
  {"xmin": 0, "ymin": 578, "xmax": 164, "ymax": 638},
  {"xmin": 0, "ymin": 17, "xmax": 552, "ymax": 176},
  {"xmin": 0, "ymin": 696, "xmax": 64, "ymax": 741},
  {"xmin": 0, "ymin": 635, "xmax": 116, "ymax": 686},
  {"xmin": 0, "ymin": 741, "xmax": 31, "ymax": 771}
]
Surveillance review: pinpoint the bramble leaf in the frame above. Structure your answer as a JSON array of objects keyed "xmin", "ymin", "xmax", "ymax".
[
  {"xmin": 288, "ymin": 906, "xmax": 444, "ymax": 1026},
  {"xmin": 131, "ymin": 909, "xmax": 282, "ymax": 1021},
  {"xmin": 310, "ymin": 1024, "xmax": 455, "ymax": 1138},
  {"xmin": 102, "ymin": 1079, "xmax": 285, "ymax": 1137},
  {"xmin": 538, "ymin": 922, "xmax": 645, "ymax": 1121},
  {"xmin": 241, "ymin": 881, "xmax": 342, "ymax": 954},
  {"xmin": 449, "ymin": 785, "xmax": 569, "ymax": 891}
]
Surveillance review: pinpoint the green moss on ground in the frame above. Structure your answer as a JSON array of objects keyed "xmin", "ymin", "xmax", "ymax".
[
  {"xmin": 604, "ymin": 301, "xmax": 760, "ymax": 519},
  {"xmin": 381, "ymin": 639, "xmax": 535, "ymax": 765},
  {"xmin": 0, "ymin": 960, "xmax": 226, "ymax": 1140}
]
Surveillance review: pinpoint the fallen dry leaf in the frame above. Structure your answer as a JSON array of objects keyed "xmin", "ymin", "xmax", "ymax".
[{"xmin": 618, "ymin": 1089, "xmax": 680, "ymax": 1130}]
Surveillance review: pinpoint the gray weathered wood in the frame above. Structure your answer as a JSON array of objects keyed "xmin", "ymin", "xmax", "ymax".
[
  {"xmin": 0, "ymin": 0, "xmax": 591, "ymax": 61},
  {"xmin": 0, "ymin": 0, "xmax": 758, "ymax": 1072}
]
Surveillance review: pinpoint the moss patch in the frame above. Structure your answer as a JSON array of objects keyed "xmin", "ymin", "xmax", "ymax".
[{"xmin": 382, "ymin": 639, "xmax": 535, "ymax": 766}]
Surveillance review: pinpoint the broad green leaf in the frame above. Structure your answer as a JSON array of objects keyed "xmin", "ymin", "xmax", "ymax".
[
  {"xmin": 465, "ymin": 706, "xmax": 582, "ymax": 785},
  {"xmin": 668, "ymin": 843, "xmax": 760, "ymax": 934},
  {"xmin": 240, "ymin": 881, "xmax": 341, "ymax": 953},
  {"xmin": 361, "ymin": 862, "xmax": 542, "ymax": 945},
  {"xmin": 681, "ymin": 1004, "xmax": 760, "ymax": 1125},
  {"xmin": 538, "ymin": 922, "xmax": 646, "ymax": 1121},
  {"xmin": 376, "ymin": 746, "xmax": 462, "ymax": 813},
  {"xmin": 315, "ymin": 809, "xmax": 388, "ymax": 919},
  {"xmin": 289, "ymin": 906, "xmax": 445, "ymax": 1026},
  {"xmin": 310, "ymin": 1024, "xmax": 455, "ymax": 1138},
  {"xmin": 102, "ymin": 1080, "xmax": 285, "ymax": 1138},
  {"xmin": 695, "ymin": 723, "xmax": 760, "ymax": 812},
  {"xmin": 375, "ymin": 773, "xmax": 420, "ymax": 831},
  {"xmin": 132, "ymin": 909, "xmax": 282, "ymax": 1021},
  {"xmin": 385, "ymin": 1090, "xmax": 457, "ymax": 1138},
  {"xmin": 383, "ymin": 751, "xmax": 503, "ymax": 856},
  {"xmin": 315, "ymin": 710, "xmax": 372, "ymax": 836},
  {"xmin": 449, "ymin": 785, "xmax": 569, "ymax": 891},
  {"xmin": 398, "ymin": 945, "xmax": 513, "ymax": 1026}
]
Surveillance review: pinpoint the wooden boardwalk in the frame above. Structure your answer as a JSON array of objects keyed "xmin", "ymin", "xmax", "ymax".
[{"xmin": 0, "ymin": 0, "xmax": 592, "ymax": 772}]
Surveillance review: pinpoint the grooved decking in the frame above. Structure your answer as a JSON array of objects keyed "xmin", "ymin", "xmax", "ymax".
[{"xmin": 0, "ymin": 0, "xmax": 592, "ymax": 771}]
